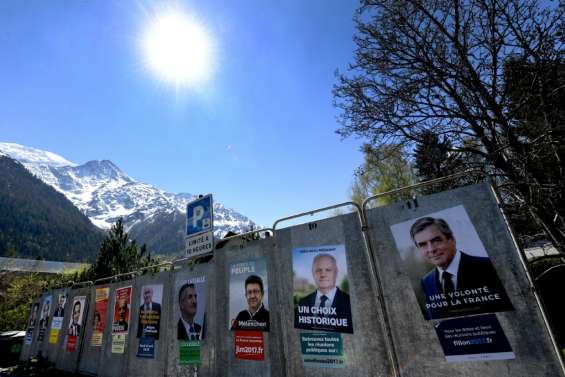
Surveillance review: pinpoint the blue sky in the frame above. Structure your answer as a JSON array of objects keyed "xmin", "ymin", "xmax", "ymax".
[{"xmin": 0, "ymin": 0, "xmax": 364, "ymax": 227}]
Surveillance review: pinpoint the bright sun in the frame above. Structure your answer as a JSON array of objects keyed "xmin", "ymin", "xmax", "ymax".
[{"xmin": 142, "ymin": 10, "xmax": 214, "ymax": 87}]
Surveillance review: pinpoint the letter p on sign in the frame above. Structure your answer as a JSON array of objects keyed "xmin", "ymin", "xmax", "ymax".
[{"xmin": 193, "ymin": 205, "xmax": 204, "ymax": 228}]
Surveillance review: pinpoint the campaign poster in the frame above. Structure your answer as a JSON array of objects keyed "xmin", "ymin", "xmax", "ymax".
[
  {"xmin": 66, "ymin": 296, "xmax": 86, "ymax": 352},
  {"xmin": 293, "ymin": 245, "xmax": 353, "ymax": 333},
  {"xmin": 137, "ymin": 284, "xmax": 163, "ymax": 339},
  {"xmin": 234, "ymin": 331, "xmax": 264, "ymax": 361},
  {"xmin": 434, "ymin": 314, "xmax": 515, "ymax": 362},
  {"xmin": 300, "ymin": 332, "xmax": 345, "ymax": 368},
  {"xmin": 25, "ymin": 302, "xmax": 39, "ymax": 345},
  {"xmin": 91, "ymin": 287, "xmax": 109, "ymax": 347},
  {"xmin": 111, "ymin": 334, "xmax": 126, "ymax": 354},
  {"xmin": 176, "ymin": 274, "xmax": 207, "ymax": 341},
  {"xmin": 390, "ymin": 205, "xmax": 513, "ymax": 320},
  {"xmin": 37, "ymin": 294, "xmax": 52, "ymax": 341},
  {"xmin": 51, "ymin": 292, "xmax": 67, "ymax": 330},
  {"xmin": 229, "ymin": 258, "xmax": 270, "ymax": 332},
  {"xmin": 112, "ymin": 286, "xmax": 132, "ymax": 334}
]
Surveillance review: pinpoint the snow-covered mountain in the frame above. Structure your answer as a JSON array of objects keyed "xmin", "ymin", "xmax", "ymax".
[{"xmin": 0, "ymin": 142, "xmax": 257, "ymax": 254}]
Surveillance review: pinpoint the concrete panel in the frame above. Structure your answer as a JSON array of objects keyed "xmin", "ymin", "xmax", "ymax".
[
  {"xmin": 274, "ymin": 213, "xmax": 394, "ymax": 377},
  {"xmin": 166, "ymin": 262, "xmax": 216, "ymax": 377},
  {"xmin": 98, "ymin": 280, "xmax": 135, "ymax": 377},
  {"xmin": 365, "ymin": 183, "xmax": 563, "ymax": 376},
  {"xmin": 127, "ymin": 270, "xmax": 172, "ymax": 377},
  {"xmin": 214, "ymin": 237, "xmax": 285, "ymax": 377},
  {"xmin": 35, "ymin": 290, "xmax": 57, "ymax": 360},
  {"xmin": 55, "ymin": 287, "xmax": 91, "ymax": 373},
  {"xmin": 44, "ymin": 288, "xmax": 68, "ymax": 364},
  {"xmin": 78, "ymin": 285, "xmax": 109, "ymax": 375},
  {"xmin": 19, "ymin": 297, "xmax": 41, "ymax": 362},
  {"xmin": 29, "ymin": 292, "xmax": 51, "ymax": 358}
]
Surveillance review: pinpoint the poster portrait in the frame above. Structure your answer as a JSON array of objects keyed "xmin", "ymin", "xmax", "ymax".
[
  {"xmin": 112, "ymin": 286, "xmax": 132, "ymax": 334},
  {"xmin": 229, "ymin": 258, "xmax": 270, "ymax": 332},
  {"xmin": 37, "ymin": 294, "xmax": 52, "ymax": 341},
  {"xmin": 66, "ymin": 295, "xmax": 86, "ymax": 352},
  {"xmin": 176, "ymin": 274, "xmax": 207, "ymax": 341},
  {"xmin": 25, "ymin": 302, "xmax": 40, "ymax": 345},
  {"xmin": 91, "ymin": 287, "xmax": 109, "ymax": 347},
  {"xmin": 51, "ymin": 292, "xmax": 67, "ymax": 330},
  {"xmin": 137, "ymin": 284, "xmax": 163, "ymax": 339},
  {"xmin": 293, "ymin": 245, "xmax": 353, "ymax": 333},
  {"xmin": 28, "ymin": 302, "xmax": 40, "ymax": 329},
  {"xmin": 390, "ymin": 205, "xmax": 513, "ymax": 320},
  {"xmin": 67, "ymin": 296, "xmax": 86, "ymax": 336}
]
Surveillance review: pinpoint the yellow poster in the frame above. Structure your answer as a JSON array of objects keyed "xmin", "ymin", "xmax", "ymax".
[
  {"xmin": 49, "ymin": 329, "xmax": 59, "ymax": 344},
  {"xmin": 111, "ymin": 334, "xmax": 126, "ymax": 354},
  {"xmin": 90, "ymin": 287, "xmax": 110, "ymax": 347}
]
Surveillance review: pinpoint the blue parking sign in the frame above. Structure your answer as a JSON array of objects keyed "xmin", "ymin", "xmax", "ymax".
[{"xmin": 186, "ymin": 194, "xmax": 213, "ymax": 237}]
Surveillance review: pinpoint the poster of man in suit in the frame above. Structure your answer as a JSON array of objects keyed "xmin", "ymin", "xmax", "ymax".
[
  {"xmin": 390, "ymin": 205, "xmax": 513, "ymax": 320},
  {"xmin": 137, "ymin": 284, "xmax": 162, "ymax": 339},
  {"xmin": 293, "ymin": 245, "xmax": 353, "ymax": 333},
  {"xmin": 176, "ymin": 275, "xmax": 207, "ymax": 341}
]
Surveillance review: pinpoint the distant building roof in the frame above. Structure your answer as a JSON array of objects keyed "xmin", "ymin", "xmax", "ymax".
[{"xmin": 0, "ymin": 257, "xmax": 89, "ymax": 273}]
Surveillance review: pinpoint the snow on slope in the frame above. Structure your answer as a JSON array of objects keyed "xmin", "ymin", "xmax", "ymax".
[{"xmin": 0, "ymin": 142, "xmax": 256, "ymax": 237}]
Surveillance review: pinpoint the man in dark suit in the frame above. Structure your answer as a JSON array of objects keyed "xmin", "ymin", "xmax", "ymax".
[
  {"xmin": 53, "ymin": 294, "xmax": 66, "ymax": 318},
  {"xmin": 178, "ymin": 283, "xmax": 203, "ymax": 340},
  {"xmin": 67, "ymin": 300, "xmax": 82, "ymax": 336},
  {"xmin": 295, "ymin": 253, "xmax": 353, "ymax": 333},
  {"xmin": 137, "ymin": 286, "xmax": 162, "ymax": 338},
  {"xmin": 411, "ymin": 217, "xmax": 513, "ymax": 320},
  {"xmin": 231, "ymin": 275, "xmax": 270, "ymax": 331}
]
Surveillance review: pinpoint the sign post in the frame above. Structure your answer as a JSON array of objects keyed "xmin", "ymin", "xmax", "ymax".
[{"xmin": 185, "ymin": 194, "xmax": 214, "ymax": 258}]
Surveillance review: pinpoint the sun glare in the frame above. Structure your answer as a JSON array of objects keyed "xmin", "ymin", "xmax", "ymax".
[{"xmin": 142, "ymin": 10, "xmax": 215, "ymax": 87}]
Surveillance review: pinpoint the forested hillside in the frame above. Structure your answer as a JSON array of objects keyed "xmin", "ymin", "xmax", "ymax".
[{"xmin": 0, "ymin": 156, "xmax": 103, "ymax": 261}]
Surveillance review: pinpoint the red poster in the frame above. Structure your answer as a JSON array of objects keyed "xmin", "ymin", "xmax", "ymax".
[
  {"xmin": 112, "ymin": 286, "xmax": 132, "ymax": 334},
  {"xmin": 66, "ymin": 334, "xmax": 77, "ymax": 352},
  {"xmin": 234, "ymin": 330, "xmax": 264, "ymax": 361}
]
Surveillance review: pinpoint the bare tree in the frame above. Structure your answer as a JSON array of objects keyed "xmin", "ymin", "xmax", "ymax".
[{"xmin": 334, "ymin": 0, "xmax": 565, "ymax": 251}]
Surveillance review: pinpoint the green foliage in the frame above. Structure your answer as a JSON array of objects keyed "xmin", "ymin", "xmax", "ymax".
[
  {"xmin": 0, "ymin": 271, "xmax": 78, "ymax": 331},
  {"xmin": 90, "ymin": 218, "xmax": 159, "ymax": 280},
  {"xmin": 351, "ymin": 144, "xmax": 414, "ymax": 207}
]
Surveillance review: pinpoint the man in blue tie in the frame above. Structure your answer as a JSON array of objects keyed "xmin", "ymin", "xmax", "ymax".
[
  {"xmin": 177, "ymin": 283, "xmax": 202, "ymax": 340},
  {"xmin": 412, "ymin": 217, "xmax": 513, "ymax": 320},
  {"xmin": 295, "ymin": 253, "xmax": 353, "ymax": 333}
]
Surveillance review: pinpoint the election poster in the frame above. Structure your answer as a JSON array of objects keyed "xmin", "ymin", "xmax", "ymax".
[
  {"xmin": 66, "ymin": 296, "xmax": 86, "ymax": 352},
  {"xmin": 37, "ymin": 294, "xmax": 52, "ymax": 341},
  {"xmin": 434, "ymin": 314, "xmax": 515, "ymax": 362},
  {"xmin": 90, "ymin": 287, "xmax": 109, "ymax": 347},
  {"xmin": 137, "ymin": 284, "xmax": 163, "ymax": 339},
  {"xmin": 112, "ymin": 286, "xmax": 132, "ymax": 334},
  {"xmin": 176, "ymin": 274, "xmax": 207, "ymax": 341},
  {"xmin": 229, "ymin": 258, "xmax": 270, "ymax": 332},
  {"xmin": 300, "ymin": 332, "xmax": 345, "ymax": 368},
  {"xmin": 234, "ymin": 331, "xmax": 265, "ymax": 361},
  {"xmin": 390, "ymin": 205, "xmax": 514, "ymax": 320},
  {"xmin": 49, "ymin": 292, "xmax": 67, "ymax": 344},
  {"xmin": 25, "ymin": 302, "xmax": 39, "ymax": 345},
  {"xmin": 293, "ymin": 245, "xmax": 353, "ymax": 333}
]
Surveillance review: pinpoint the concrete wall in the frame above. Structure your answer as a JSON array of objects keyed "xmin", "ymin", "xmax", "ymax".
[
  {"xmin": 166, "ymin": 262, "xmax": 216, "ymax": 377},
  {"xmin": 55, "ymin": 286, "xmax": 91, "ymax": 373},
  {"xmin": 19, "ymin": 297, "xmax": 41, "ymax": 362},
  {"xmin": 78, "ymin": 285, "xmax": 109, "ymax": 375},
  {"xmin": 127, "ymin": 270, "xmax": 172, "ymax": 377},
  {"xmin": 274, "ymin": 212, "xmax": 394, "ymax": 377},
  {"xmin": 98, "ymin": 280, "xmax": 135, "ymax": 377},
  {"xmin": 44, "ymin": 288, "xmax": 68, "ymax": 364},
  {"xmin": 214, "ymin": 237, "xmax": 284, "ymax": 377},
  {"xmin": 364, "ymin": 183, "xmax": 563, "ymax": 376}
]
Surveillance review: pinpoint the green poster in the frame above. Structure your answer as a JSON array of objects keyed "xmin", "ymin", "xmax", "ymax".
[
  {"xmin": 179, "ymin": 340, "xmax": 201, "ymax": 365},
  {"xmin": 300, "ymin": 332, "xmax": 345, "ymax": 368}
]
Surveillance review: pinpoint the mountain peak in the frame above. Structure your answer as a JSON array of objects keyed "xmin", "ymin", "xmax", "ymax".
[{"xmin": 0, "ymin": 142, "xmax": 76, "ymax": 167}]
